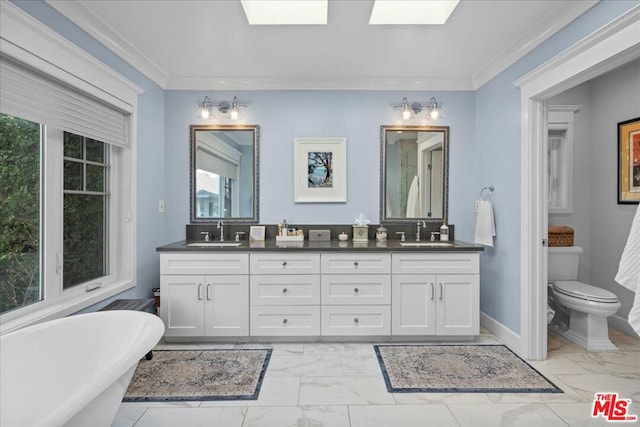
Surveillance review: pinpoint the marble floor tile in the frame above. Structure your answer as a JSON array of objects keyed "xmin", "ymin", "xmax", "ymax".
[
  {"xmin": 528, "ymin": 353, "xmax": 591, "ymax": 375},
  {"xmin": 340, "ymin": 352, "xmax": 382, "ymax": 376},
  {"xmin": 298, "ymin": 376, "xmax": 395, "ymax": 406},
  {"xmin": 392, "ymin": 391, "xmax": 493, "ymax": 405},
  {"xmin": 132, "ymin": 407, "xmax": 247, "ymax": 427},
  {"xmin": 555, "ymin": 373, "xmax": 640, "ymax": 402},
  {"xmin": 609, "ymin": 333, "xmax": 640, "ymax": 352},
  {"xmin": 303, "ymin": 342, "xmax": 375, "ymax": 356},
  {"xmin": 242, "ymin": 406, "xmax": 350, "ymax": 427},
  {"xmin": 561, "ymin": 351, "xmax": 640, "ymax": 374},
  {"xmin": 348, "ymin": 404, "xmax": 459, "ymax": 427},
  {"xmin": 110, "ymin": 406, "xmax": 146, "ymax": 427},
  {"xmin": 448, "ymin": 402, "xmax": 569, "ymax": 427},
  {"xmin": 485, "ymin": 373, "xmax": 589, "ymax": 404},
  {"xmin": 547, "ymin": 331, "xmax": 587, "ymax": 354},
  {"xmin": 266, "ymin": 353, "xmax": 342, "ymax": 377},
  {"xmin": 199, "ymin": 376, "xmax": 301, "ymax": 407}
]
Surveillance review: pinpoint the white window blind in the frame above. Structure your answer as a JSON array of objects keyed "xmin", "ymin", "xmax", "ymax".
[
  {"xmin": 0, "ymin": 56, "xmax": 129, "ymax": 147},
  {"xmin": 196, "ymin": 147, "xmax": 239, "ymax": 179}
]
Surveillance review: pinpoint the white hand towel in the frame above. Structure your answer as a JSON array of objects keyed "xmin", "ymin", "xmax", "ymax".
[
  {"xmin": 474, "ymin": 200, "xmax": 496, "ymax": 247},
  {"xmin": 406, "ymin": 175, "xmax": 420, "ymax": 218},
  {"xmin": 615, "ymin": 203, "xmax": 640, "ymax": 336}
]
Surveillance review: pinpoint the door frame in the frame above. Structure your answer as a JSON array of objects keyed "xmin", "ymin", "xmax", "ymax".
[{"xmin": 515, "ymin": 6, "xmax": 640, "ymax": 360}]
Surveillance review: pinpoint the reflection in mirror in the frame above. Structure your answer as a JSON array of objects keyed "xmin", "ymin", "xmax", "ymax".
[
  {"xmin": 190, "ymin": 125, "xmax": 259, "ymax": 223},
  {"xmin": 381, "ymin": 125, "xmax": 449, "ymax": 223}
]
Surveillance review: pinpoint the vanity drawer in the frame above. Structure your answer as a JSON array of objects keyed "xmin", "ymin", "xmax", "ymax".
[
  {"xmin": 250, "ymin": 306, "xmax": 320, "ymax": 336},
  {"xmin": 392, "ymin": 252, "xmax": 479, "ymax": 275},
  {"xmin": 321, "ymin": 275, "xmax": 391, "ymax": 305},
  {"xmin": 321, "ymin": 305, "xmax": 391, "ymax": 336},
  {"xmin": 250, "ymin": 275, "xmax": 320, "ymax": 306},
  {"xmin": 250, "ymin": 253, "xmax": 320, "ymax": 275},
  {"xmin": 160, "ymin": 253, "xmax": 249, "ymax": 275},
  {"xmin": 321, "ymin": 253, "xmax": 391, "ymax": 274}
]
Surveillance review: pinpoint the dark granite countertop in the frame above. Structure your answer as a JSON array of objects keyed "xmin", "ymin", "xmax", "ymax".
[{"xmin": 157, "ymin": 239, "xmax": 484, "ymax": 252}]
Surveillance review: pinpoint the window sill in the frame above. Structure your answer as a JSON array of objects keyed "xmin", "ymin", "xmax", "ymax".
[{"xmin": 0, "ymin": 280, "xmax": 135, "ymax": 336}]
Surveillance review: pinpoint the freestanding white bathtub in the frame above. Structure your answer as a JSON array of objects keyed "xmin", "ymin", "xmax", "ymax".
[{"xmin": 1, "ymin": 310, "xmax": 164, "ymax": 427}]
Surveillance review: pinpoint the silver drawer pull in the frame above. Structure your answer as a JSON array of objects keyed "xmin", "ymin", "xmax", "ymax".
[
  {"xmin": 354, "ymin": 318, "xmax": 359, "ymax": 324},
  {"xmin": 439, "ymin": 283, "xmax": 443, "ymax": 300},
  {"xmin": 354, "ymin": 287, "xmax": 359, "ymax": 293},
  {"xmin": 197, "ymin": 284, "xmax": 203, "ymax": 301},
  {"xmin": 282, "ymin": 288, "xmax": 288, "ymax": 294},
  {"xmin": 430, "ymin": 283, "xmax": 435, "ymax": 300},
  {"xmin": 282, "ymin": 318, "xmax": 288, "ymax": 324},
  {"xmin": 206, "ymin": 283, "xmax": 212, "ymax": 300}
]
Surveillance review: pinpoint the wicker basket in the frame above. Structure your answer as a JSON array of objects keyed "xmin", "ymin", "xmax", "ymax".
[{"xmin": 548, "ymin": 226, "xmax": 574, "ymax": 247}]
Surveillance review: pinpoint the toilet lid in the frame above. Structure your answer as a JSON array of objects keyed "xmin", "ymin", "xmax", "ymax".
[{"xmin": 552, "ymin": 281, "xmax": 619, "ymax": 303}]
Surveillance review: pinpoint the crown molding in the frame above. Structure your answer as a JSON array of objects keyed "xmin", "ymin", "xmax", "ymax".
[
  {"xmin": 45, "ymin": 0, "xmax": 168, "ymax": 88},
  {"xmin": 472, "ymin": 0, "xmax": 599, "ymax": 90},
  {"xmin": 165, "ymin": 76, "xmax": 475, "ymax": 91}
]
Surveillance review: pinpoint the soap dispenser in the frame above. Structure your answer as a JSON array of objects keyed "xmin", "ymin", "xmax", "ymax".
[{"xmin": 440, "ymin": 221, "xmax": 449, "ymax": 242}]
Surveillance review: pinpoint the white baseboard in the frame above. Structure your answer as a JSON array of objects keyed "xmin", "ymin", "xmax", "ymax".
[
  {"xmin": 609, "ymin": 314, "xmax": 640, "ymax": 339},
  {"xmin": 480, "ymin": 311, "xmax": 523, "ymax": 356}
]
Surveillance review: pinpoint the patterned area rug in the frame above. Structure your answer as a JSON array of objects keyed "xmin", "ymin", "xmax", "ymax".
[
  {"xmin": 123, "ymin": 349, "xmax": 272, "ymax": 402},
  {"xmin": 374, "ymin": 344, "xmax": 562, "ymax": 393}
]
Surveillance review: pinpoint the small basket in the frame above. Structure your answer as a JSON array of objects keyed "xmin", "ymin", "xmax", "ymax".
[{"xmin": 548, "ymin": 226, "xmax": 574, "ymax": 247}]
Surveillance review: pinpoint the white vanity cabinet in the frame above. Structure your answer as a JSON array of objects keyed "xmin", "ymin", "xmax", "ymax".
[
  {"xmin": 391, "ymin": 253, "xmax": 479, "ymax": 336},
  {"xmin": 160, "ymin": 253, "xmax": 249, "ymax": 337},
  {"xmin": 250, "ymin": 253, "xmax": 321, "ymax": 336},
  {"xmin": 320, "ymin": 253, "xmax": 392, "ymax": 336}
]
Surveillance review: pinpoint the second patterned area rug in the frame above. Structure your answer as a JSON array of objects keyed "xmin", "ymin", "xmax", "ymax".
[
  {"xmin": 374, "ymin": 344, "xmax": 562, "ymax": 393},
  {"xmin": 123, "ymin": 349, "xmax": 272, "ymax": 402}
]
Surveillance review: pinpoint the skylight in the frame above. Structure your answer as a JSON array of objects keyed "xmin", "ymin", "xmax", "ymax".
[
  {"xmin": 369, "ymin": 0, "xmax": 460, "ymax": 25},
  {"xmin": 240, "ymin": 0, "xmax": 328, "ymax": 25}
]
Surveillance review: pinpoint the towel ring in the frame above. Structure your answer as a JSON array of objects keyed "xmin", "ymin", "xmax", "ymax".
[{"xmin": 480, "ymin": 185, "xmax": 494, "ymax": 201}]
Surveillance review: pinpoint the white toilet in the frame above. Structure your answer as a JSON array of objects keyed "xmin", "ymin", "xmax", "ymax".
[{"xmin": 548, "ymin": 246, "xmax": 621, "ymax": 351}]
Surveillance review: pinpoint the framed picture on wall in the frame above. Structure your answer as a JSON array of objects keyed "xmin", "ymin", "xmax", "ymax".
[
  {"xmin": 293, "ymin": 137, "xmax": 347, "ymax": 203},
  {"xmin": 618, "ymin": 117, "xmax": 640, "ymax": 204}
]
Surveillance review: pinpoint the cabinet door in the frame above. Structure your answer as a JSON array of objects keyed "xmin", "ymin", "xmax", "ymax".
[
  {"xmin": 436, "ymin": 274, "xmax": 479, "ymax": 335},
  {"xmin": 204, "ymin": 275, "xmax": 249, "ymax": 337},
  {"xmin": 391, "ymin": 274, "xmax": 436, "ymax": 335},
  {"xmin": 160, "ymin": 275, "xmax": 204, "ymax": 337}
]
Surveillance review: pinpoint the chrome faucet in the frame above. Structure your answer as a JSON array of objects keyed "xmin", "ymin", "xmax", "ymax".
[
  {"xmin": 416, "ymin": 221, "xmax": 427, "ymax": 241},
  {"xmin": 200, "ymin": 231, "xmax": 210, "ymax": 242},
  {"xmin": 217, "ymin": 221, "xmax": 224, "ymax": 242}
]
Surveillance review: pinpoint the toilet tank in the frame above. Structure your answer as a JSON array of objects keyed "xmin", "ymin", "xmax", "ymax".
[{"xmin": 548, "ymin": 246, "xmax": 583, "ymax": 281}]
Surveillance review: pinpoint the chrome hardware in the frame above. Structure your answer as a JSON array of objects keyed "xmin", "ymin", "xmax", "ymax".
[
  {"xmin": 235, "ymin": 231, "xmax": 245, "ymax": 242},
  {"xmin": 430, "ymin": 283, "xmax": 435, "ymax": 300},
  {"xmin": 282, "ymin": 288, "xmax": 288, "ymax": 294},
  {"xmin": 396, "ymin": 231, "xmax": 405, "ymax": 242},
  {"xmin": 282, "ymin": 318, "xmax": 288, "ymax": 324},
  {"xmin": 439, "ymin": 283, "xmax": 443, "ymax": 300},
  {"xmin": 198, "ymin": 283, "xmax": 203, "ymax": 300},
  {"xmin": 200, "ymin": 231, "xmax": 210, "ymax": 242},
  {"xmin": 282, "ymin": 261, "xmax": 287, "ymax": 267},
  {"xmin": 354, "ymin": 261, "xmax": 359, "ymax": 267},
  {"xmin": 416, "ymin": 221, "xmax": 426, "ymax": 241},
  {"xmin": 354, "ymin": 287, "xmax": 359, "ymax": 293},
  {"xmin": 354, "ymin": 318, "xmax": 359, "ymax": 324},
  {"xmin": 206, "ymin": 283, "xmax": 211, "ymax": 300},
  {"xmin": 217, "ymin": 221, "xmax": 224, "ymax": 242}
]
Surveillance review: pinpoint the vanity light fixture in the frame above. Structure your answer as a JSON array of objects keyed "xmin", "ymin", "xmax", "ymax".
[
  {"xmin": 199, "ymin": 96, "xmax": 247, "ymax": 120},
  {"xmin": 394, "ymin": 96, "xmax": 442, "ymax": 120}
]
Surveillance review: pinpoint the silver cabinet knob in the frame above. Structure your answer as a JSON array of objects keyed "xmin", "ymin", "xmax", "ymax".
[
  {"xmin": 354, "ymin": 318, "xmax": 359, "ymax": 324},
  {"xmin": 282, "ymin": 288, "xmax": 288, "ymax": 294},
  {"xmin": 354, "ymin": 261, "xmax": 359, "ymax": 267},
  {"xmin": 282, "ymin": 261, "xmax": 287, "ymax": 267},
  {"xmin": 282, "ymin": 318, "xmax": 288, "ymax": 324},
  {"xmin": 354, "ymin": 287, "xmax": 359, "ymax": 293}
]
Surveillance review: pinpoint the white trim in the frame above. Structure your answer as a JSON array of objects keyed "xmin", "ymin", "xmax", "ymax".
[
  {"xmin": 514, "ymin": 5, "xmax": 640, "ymax": 360},
  {"xmin": 472, "ymin": 1, "xmax": 598, "ymax": 90},
  {"xmin": 44, "ymin": 0, "xmax": 168, "ymax": 89},
  {"xmin": 0, "ymin": 2, "xmax": 143, "ymax": 109},
  {"xmin": 480, "ymin": 312, "xmax": 522, "ymax": 355}
]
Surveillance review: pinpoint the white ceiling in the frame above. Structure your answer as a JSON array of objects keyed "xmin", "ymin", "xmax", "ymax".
[{"xmin": 46, "ymin": 0, "xmax": 599, "ymax": 91}]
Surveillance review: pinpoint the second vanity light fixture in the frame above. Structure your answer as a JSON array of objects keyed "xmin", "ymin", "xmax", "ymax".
[
  {"xmin": 395, "ymin": 96, "xmax": 442, "ymax": 120},
  {"xmin": 199, "ymin": 96, "xmax": 247, "ymax": 120}
]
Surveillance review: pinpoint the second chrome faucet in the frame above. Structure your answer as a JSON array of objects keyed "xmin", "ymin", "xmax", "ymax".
[{"xmin": 217, "ymin": 221, "xmax": 224, "ymax": 242}]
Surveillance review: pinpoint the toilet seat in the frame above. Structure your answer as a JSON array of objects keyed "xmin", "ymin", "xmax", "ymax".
[{"xmin": 552, "ymin": 281, "xmax": 619, "ymax": 303}]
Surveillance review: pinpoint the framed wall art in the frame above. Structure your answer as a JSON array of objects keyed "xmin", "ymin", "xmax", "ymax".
[
  {"xmin": 293, "ymin": 137, "xmax": 347, "ymax": 203},
  {"xmin": 618, "ymin": 117, "xmax": 640, "ymax": 204}
]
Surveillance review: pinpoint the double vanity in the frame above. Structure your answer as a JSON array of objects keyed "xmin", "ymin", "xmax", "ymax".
[
  {"xmin": 161, "ymin": 122, "xmax": 482, "ymax": 342},
  {"xmin": 157, "ymin": 240, "xmax": 482, "ymax": 342}
]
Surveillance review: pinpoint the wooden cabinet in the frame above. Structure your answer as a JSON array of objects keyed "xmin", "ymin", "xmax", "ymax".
[
  {"xmin": 250, "ymin": 252, "xmax": 321, "ymax": 336},
  {"xmin": 160, "ymin": 254, "xmax": 249, "ymax": 337},
  {"xmin": 391, "ymin": 253, "xmax": 479, "ymax": 336}
]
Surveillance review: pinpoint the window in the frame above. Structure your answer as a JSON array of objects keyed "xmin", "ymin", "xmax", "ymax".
[
  {"xmin": 547, "ymin": 106, "xmax": 580, "ymax": 214},
  {"xmin": 0, "ymin": 2, "xmax": 140, "ymax": 332}
]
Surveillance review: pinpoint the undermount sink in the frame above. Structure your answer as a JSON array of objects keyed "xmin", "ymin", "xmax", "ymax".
[
  {"xmin": 399, "ymin": 241, "xmax": 454, "ymax": 247},
  {"xmin": 184, "ymin": 242, "xmax": 243, "ymax": 248}
]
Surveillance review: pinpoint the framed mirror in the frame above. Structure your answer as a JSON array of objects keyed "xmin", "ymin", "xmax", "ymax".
[
  {"xmin": 380, "ymin": 125, "xmax": 449, "ymax": 223},
  {"xmin": 190, "ymin": 125, "xmax": 259, "ymax": 223}
]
